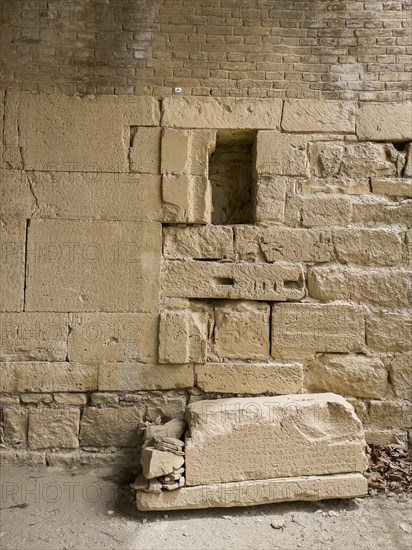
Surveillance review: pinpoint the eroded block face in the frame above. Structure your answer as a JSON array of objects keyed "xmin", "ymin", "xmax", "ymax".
[
  {"xmin": 29, "ymin": 409, "xmax": 80, "ymax": 449},
  {"xmin": 80, "ymin": 407, "xmax": 143, "ymax": 447},
  {"xmin": 256, "ymin": 131, "xmax": 309, "ymax": 177},
  {"xmin": 357, "ymin": 103, "xmax": 412, "ymax": 141},
  {"xmin": 162, "ymin": 174, "xmax": 211, "ymax": 224},
  {"xmin": 130, "ymin": 127, "xmax": 161, "ymax": 174},
  {"xmin": 282, "ymin": 100, "xmax": 356, "ymax": 133},
  {"xmin": 0, "ymin": 219, "xmax": 26, "ymax": 312},
  {"xmin": 163, "ymin": 226, "xmax": 234, "ymax": 260},
  {"xmin": 159, "ymin": 310, "xmax": 207, "ymax": 364}
]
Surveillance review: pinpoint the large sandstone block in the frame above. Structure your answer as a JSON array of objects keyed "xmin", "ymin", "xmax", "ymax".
[
  {"xmin": 333, "ymin": 228, "xmax": 403, "ymax": 266},
  {"xmin": 390, "ymin": 353, "xmax": 412, "ymax": 400},
  {"xmin": 0, "ymin": 170, "xmax": 35, "ymax": 218},
  {"xmin": 29, "ymin": 409, "xmax": 80, "ymax": 449},
  {"xmin": 162, "ymin": 97, "xmax": 282, "ymax": 129},
  {"xmin": 254, "ymin": 176, "xmax": 291, "ymax": 223},
  {"xmin": 271, "ymin": 303, "xmax": 365, "ymax": 360},
  {"xmin": 357, "ymin": 103, "xmax": 412, "ymax": 141},
  {"xmin": 308, "ymin": 266, "xmax": 411, "ymax": 308},
  {"xmin": 98, "ymin": 363, "xmax": 194, "ymax": 391},
  {"xmin": 305, "ymin": 354, "xmax": 387, "ymax": 399},
  {"xmin": 3, "ymin": 409, "xmax": 27, "ymax": 446},
  {"xmin": 68, "ymin": 313, "xmax": 157, "ymax": 363},
  {"xmin": 162, "ymin": 174, "xmax": 212, "ymax": 224},
  {"xmin": 256, "ymin": 132, "xmax": 309, "ymax": 177},
  {"xmin": 300, "ymin": 177, "xmax": 369, "ymax": 195},
  {"xmin": 284, "ymin": 195, "xmax": 352, "ymax": 227},
  {"xmin": 159, "ymin": 310, "xmax": 207, "ymax": 364},
  {"xmin": 163, "ymin": 226, "xmax": 234, "ymax": 260},
  {"xmin": 366, "ymin": 310, "xmax": 412, "ymax": 352},
  {"xmin": 196, "ymin": 362, "xmax": 303, "ymax": 395},
  {"xmin": 0, "ymin": 219, "xmax": 25, "ymax": 312},
  {"xmin": 130, "ymin": 127, "xmax": 161, "ymax": 174},
  {"xmin": 162, "ymin": 261, "xmax": 305, "ymax": 301},
  {"xmin": 185, "ymin": 394, "xmax": 368, "ymax": 486},
  {"xmin": 80, "ymin": 407, "xmax": 143, "ymax": 447},
  {"xmin": 282, "ymin": 100, "xmax": 356, "ymax": 133},
  {"xmin": 371, "ymin": 177, "xmax": 412, "ymax": 198},
  {"xmin": 0, "ymin": 313, "xmax": 68, "ymax": 361},
  {"xmin": 161, "ymin": 129, "xmax": 216, "ymax": 175},
  {"xmin": 351, "ymin": 197, "xmax": 412, "ymax": 226},
  {"xmin": 25, "ymin": 220, "xmax": 161, "ymax": 312}
]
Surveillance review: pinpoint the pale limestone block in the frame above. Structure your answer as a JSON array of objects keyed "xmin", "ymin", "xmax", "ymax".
[
  {"xmin": 130, "ymin": 127, "xmax": 161, "ymax": 174},
  {"xmin": 371, "ymin": 177, "xmax": 412, "ymax": 197},
  {"xmin": 145, "ymin": 418, "xmax": 186, "ymax": 441},
  {"xmin": 53, "ymin": 393, "xmax": 88, "ymax": 405},
  {"xmin": 0, "ymin": 313, "xmax": 68, "ymax": 361},
  {"xmin": 235, "ymin": 226, "xmax": 333, "ymax": 263},
  {"xmin": 210, "ymin": 301, "xmax": 270, "ymax": 361},
  {"xmin": 185, "ymin": 394, "xmax": 368, "ymax": 486},
  {"xmin": 364, "ymin": 430, "xmax": 407, "ymax": 447},
  {"xmin": 141, "ymin": 447, "xmax": 185, "ymax": 479},
  {"xmin": 142, "ymin": 392, "xmax": 187, "ymax": 422},
  {"xmin": 29, "ymin": 172, "xmax": 162, "ymax": 221},
  {"xmin": 29, "ymin": 409, "xmax": 80, "ymax": 449},
  {"xmin": 351, "ymin": 196, "xmax": 412, "ymax": 226},
  {"xmin": 308, "ymin": 142, "xmax": 344, "ymax": 177},
  {"xmin": 300, "ymin": 177, "xmax": 369, "ymax": 195},
  {"xmin": 80, "ymin": 407, "xmax": 143, "ymax": 447},
  {"xmin": 162, "ymin": 174, "xmax": 211, "ymax": 224},
  {"xmin": 308, "ymin": 266, "xmax": 411, "ymax": 308},
  {"xmin": 161, "ymin": 129, "xmax": 191, "ymax": 174},
  {"xmin": 195, "ymin": 362, "xmax": 303, "ymax": 395},
  {"xmin": 357, "ymin": 102, "xmax": 412, "ymax": 141},
  {"xmin": 3, "ymin": 91, "xmax": 22, "ymax": 169},
  {"xmin": 162, "ymin": 97, "xmax": 282, "ymax": 129},
  {"xmin": 390, "ymin": 353, "xmax": 412, "ymax": 400},
  {"xmin": 162, "ymin": 261, "xmax": 305, "ymax": 302},
  {"xmin": 0, "ymin": 362, "xmax": 97, "ymax": 393},
  {"xmin": 25, "ymin": 220, "xmax": 161, "ymax": 312},
  {"xmin": 98, "ymin": 363, "xmax": 194, "ymax": 391},
  {"xmin": 91, "ymin": 393, "xmax": 120, "ymax": 405},
  {"xmin": 271, "ymin": 303, "xmax": 365, "ymax": 360},
  {"xmin": 282, "ymin": 100, "xmax": 356, "ymax": 133},
  {"xmin": 333, "ymin": 228, "xmax": 403, "ymax": 266},
  {"xmin": 366, "ymin": 310, "xmax": 412, "ymax": 352},
  {"xmin": 284, "ymin": 195, "xmax": 352, "ymax": 227},
  {"xmin": 3, "ymin": 409, "xmax": 28, "ymax": 446},
  {"xmin": 255, "ymin": 176, "xmax": 289, "ymax": 223},
  {"xmin": 368, "ymin": 400, "xmax": 407, "ymax": 429},
  {"xmin": 0, "ymin": 219, "xmax": 26, "ymax": 312},
  {"xmin": 163, "ymin": 226, "xmax": 234, "ymax": 260},
  {"xmin": 256, "ymin": 131, "xmax": 309, "ymax": 177},
  {"xmin": 0, "ymin": 450, "xmax": 46, "ymax": 465},
  {"xmin": 305, "ymin": 354, "xmax": 387, "ymax": 399},
  {"xmin": 21, "ymin": 393, "xmax": 53, "ymax": 404},
  {"xmin": 0, "ymin": 170, "xmax": 35, "ymax": 218},
  {"xmin": 159, "ymin": 310, "xmax": 207, "ymax": 364},
  {"xmin": 341, "ymin": 143, "xmax": 398, "ymax": 177},
  {"xmin": 68, "ymin": 313, "xmax": 158, "ymax": 363}
]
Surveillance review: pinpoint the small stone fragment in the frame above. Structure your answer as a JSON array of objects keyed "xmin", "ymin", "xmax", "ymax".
[
  {"xmin": 163, "ymin": 483, "xmax": 179, "ymax": 491},
  {"xmin": 145, "ymin": 418, "xmax": 186, "ymax": 441},
  {"xmin": 144, "ymin": 479, "xmax": 162, "ymax": 494},
  {"xmin": 141, "ymin": 447, "xmax": 185, "ymax": 479}
]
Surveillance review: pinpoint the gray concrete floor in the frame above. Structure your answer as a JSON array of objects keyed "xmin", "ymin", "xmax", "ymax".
[{"xmin": 0, "ymin": 465, "xmax": 411, "ymax": 550}]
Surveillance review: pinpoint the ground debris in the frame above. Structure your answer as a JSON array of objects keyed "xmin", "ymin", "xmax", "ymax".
[{"xmin": 365, "ymin": 442, "xmax": 412, "ymax": 496}]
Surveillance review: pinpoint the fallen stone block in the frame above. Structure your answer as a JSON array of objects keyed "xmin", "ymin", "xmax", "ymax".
[{"xmin": 141, "ymin": 447, "xmax": 185, "ymax": 479}]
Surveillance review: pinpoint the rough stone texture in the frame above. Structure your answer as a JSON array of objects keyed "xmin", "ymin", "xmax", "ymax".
[
  {"xmin": 357, "ymin": 103, "xmax": 412, "ymax": 141},
  {"xmin": 3, "ymin": 409, "xmax": 27, "ymax": 446},
  {"xmin": 80, "ymin": 407, "xmax": 143, "ymax": 447},
  {"xmin": 161, "ymin": 129, "xmax": 216, "ymax": 176},
  {"xmin": 143, "ymin": 393, "xmax": 187, "ymax": 423},
  {"xmin": 300, "ymin": 177, "xmax": 369, "ymax": 196},
  {"xmin": 162, "ymin": 98, "xmax": 282, "ymax": 129},
  {"xmin": 162, "ymin": 261, "xmax": 305, "ymax": 302},
  {"xmin": 68, "ymin": 313, "xmax": 158, "ymax": 363},
  {"xmin": 405, "ymin": 144, "xmax": 412, "ymax": 178},
  {"xmin": 254, "ymin": 176, "xmax": 291, "ymax": 223},
  {"xmin": 308, "ymin": 266, "xmax": 411, "ymax": 308},
  {"xmin": 141, "ymin": 447, "xmax": 185, "ymax": 479},
  {"xmin": 25, "ymin": 220, "xmax": 161, "ymax": 312},
  {"xmin": 185, "ymin": 394, "xmax": 368, "ymax": 486},
  {"xmin": 28, "ymin": 409, "xmax": 80, "ymax": 449},
  {"xmin": 271, "ymin": 303, "xmax": 365, "ymax": 360},
  {"xmin": 0, "ymin": 313, "xmax": 68, "ymax": 361},
  {"xmin": 0, "ymin": 219, "xmax": 25, "ymax": 312},
  {"xmin": 368, "ymin": 401, "xmax": 407, "ymax": 430},
  {"xmin": 136, "ymin": 473, "xmax": 368, "ymax": 511},
  {"xmin": 282, "ymin": 101, "xmax": 355, "ymax": 133},
  {"xmin": 53, "ymin": 393, "xmax": 88, "ymax": 405},
  {"xmin": 163, "ymin": 226, "xmax": 234, "ymax": 260},
  {"xmin": 351, "ymin": 197, "xmax": 412, "ymax": 226},
  {"xmin": 196, "ymin": 362, "xmax": 303, "ymax": 395},
  {"xmin": 256, "ymin": 132, "xmax": 309, "ymax": 177},
  {"xmin": 305, "ymin": 354, "xmax": 387, "ymax": 399},
  {"xmin": 371, "ymin": 177, "xmax": 412, "ymax": 198},
  {"xmin": 162, "ymin": 174, "xmax": 211, "ymax": 224},
  {"xmin": 285, "ymin": 195, "xmax": 352, "ymax": 228},
  {"xmin": 130, "ymin": 127, "xmax": 161, "ymax": 174},
  {"xmin": 98, "ymin": 363, "xmax": 194, "ymax": 391},
  {"xmin": 159, "ymin": 310, "xmax": 207, "ymax": 364},
  {"xmin": 390, "ymin": 353, "xmax": 412, "ymax": 400},
  {"xmin": 0, "ymin": 170, "xmax": 35, "ymax": 218},
  {"xmin": 366, "ymin": 310, "xmax": 412, "ymax": 352},
  {"xmin": 333, "ymin": 229, "xmax": 403, "ymax": 267},
  {"xmin": 3, "ymin": 91, "xmax": 21, "ymax": 169}
]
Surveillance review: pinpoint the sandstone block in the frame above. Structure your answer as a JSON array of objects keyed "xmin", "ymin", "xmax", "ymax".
[
  {"xmin": 351, "ymin": 197, "xmax": 412, "ymax": 226},
  {"xmin": 366, "ymin": 310, "xmax": 412, "ymax": 352},
  {"xmin": 68, "ymin": 313, "xmax": 158, "ymax": 363},
  {"xmin": 195, "ymin": 362, "xmax": 303, "ymax": 395},
  {"xmin": 0, "ymin": 90, "xmax": 3, "ymax": 166},
  {"xmin": 185, "ymin": 394, "xmax": 368, "ymax": 486},
  {"xmin": 163, "ymin": 226, "xmax": 234, "ymax": 260},
  {"xmin": 3, "ymin": 409, "xmax": 27, "ymax": 446},
  {"xmin": 404, "ymin": 143, "xmax": 412, "ymax": 177},
  {"xmin": 235, "ymin": 226, "xmax": 333, "ymax": 263},
  {"xmin": 254, "ymin": 176, "xmax": 290, "ymax": 223},
  {"xmin": 142, "ymin": 393, "xmax": 187, "ymax": 423},
  {"xmin": 390, "ymin": 353, "xmax": 412, "ymax": 400},
  {"xmin": 162, "ymin": 174, "xmax": 211, "ymax": 224},
  {"xmin": 29, "ymin": 409, "xmax": 80, "ymax": 449},
  {"xmin": 284, "ymin": 195, "xmax": 351, "ymax": 227},
  {"xmin": 162, "ymin": 261, "xmax": 305, "ymax": 301},
  {"xmin": 0, "ymin": 170, "xmax": 35, "ymax": 218},
  {"xmin": 136, "ymin": 473, "xmax": 368, "ymax": 510},
  {"xmin": 271, "ymin": 303, "xmax": 365, "ymax": 360},
  {"xmin": 3, "ymin": 91, "xmax": 21, "ymax": 169},
  {"xmin": 368, "ymin": 401, "xmax": 407, "ymax": 429},
  {"xmin": 159, "ymin": 310, "xmax": 207, "ymax": 364},
  {"xmin": 80, "ymin": 407, "xmax": 143, "ymax": 447},
  {"xmin": 91, "ymin": 393, "xmax": 119, "ymax": 405},
  {"xmin": 130, "ymin": 127, "xmax": 161, "ymax": 174},
  {"xmin": 98, "ymin": 363, "xmax": 194, "ymax": 391},
  {"xmin": 300, "ymin": 177, "xmax": 369, "ymax": 195},
  {"xmin": 308, "ymin": 142, "xmax": 344, "ymax": 177},
  {"xmin": 371, "ymin": 177, "xmax": 412, "ymax": 197},
  {"xmin": 145, "ymin": 418, "xmax": 186, "ymax": 441},
  {"xmin": 405, "ymin": 230, "xmax": 412, "ymax": 266},
  {"xmin": 21, "ymin": 394, "xmax": 53, "ymax": 405},
  {"xmin": 256, "ymin": 132, "xmax": 309, "ymax": 177},
  {"xmin": 0, "ymin": 450, "xmax": 46, "ymax": 465},
  {"xmin": 357, "ymin": 102, "xmax": 412, "ymax": 141},
  {"xmin": 308, "ymin": 266, "xmax": 411, "ymax": 308},
  {"xmin": 53, "ymin": 393, "xmax": 88, "ymax": 405},
  {"xmin": 0, "ymin": 219, "xmax": 25, "ymax": 312},
  {"xmin": 162, "ymin": 97, "xmax": 282, "ymax": 129},
  {"xmin": 141, "ymin": 447, "xmax": 185, "ymax": 479},
  {"xmin": 305, "ymin": 354, "xmax": 387, "ymax": 399},
  {"xmin": 282, "ymin": 100, "xmax": 356, "ymax": 133},
  {"xmin": 25, "ymin": 220, "xmax": 161, "ymax": 312},
  {"xmin": 162, "ymin": 129, "xmax": 191, "ymax": 174},
  {"xmin": 342, "ymin": 143, "xmax": 398, "ymax": 177},
  {"xmin": 333, "ymin": 229, "xmax": 402, "ymax": 266}
]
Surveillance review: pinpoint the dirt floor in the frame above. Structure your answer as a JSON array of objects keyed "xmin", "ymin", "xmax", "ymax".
[{"xmin": 0, "ymin": 464, "xmax": 411, "ymax": 550}]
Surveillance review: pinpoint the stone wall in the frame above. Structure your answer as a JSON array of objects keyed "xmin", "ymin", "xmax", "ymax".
[{"xmin": 1, "ymin": 92, "xmax": 411, "ymax": 466}]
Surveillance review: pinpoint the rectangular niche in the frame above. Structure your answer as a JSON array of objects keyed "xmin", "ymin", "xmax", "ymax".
[{"xmin": 209, "ymin": 130, "xmax": 257, "ymax": 225}]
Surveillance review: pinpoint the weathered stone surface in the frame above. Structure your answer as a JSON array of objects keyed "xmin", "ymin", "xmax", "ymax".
[
  {"xmin": 305, "ymin": 354, "xmax": 387, "ymax": 399},
  {"xmin": 141, "ymin": 447, "xmax": 185, "ymax": 479},
  {"xmin": 366, "ymin": 310, "xmax": 412, "ymax": 352},
  {"xmin": 54, "ymin": 393, "xmax": 88, "ymax": 405},
  {"xmin": 368, "ymin": 401, "xmax": 407, "ymax": 429},
  {"xmin": 25, "ymin": 220, "xmax": 161, "ymax": 312},
  {"xmin": 130, "ymin": 127, "xmax": 161, "ymax": 174},
  {"xmin": 357, "ymin": 103, "xmax": 412, "ymax": 141},
  {"xmin": 68, "ymin": 313, "xmax": 157, "ymax": 363},
  {"xmin": 308, "ymin": 142, "xmax": 344, "ymax": 177},
  {"xmin": 0, "ymin": 362, "xmax": 97, "ymax": 393},
  {"xmin": 0, "ymin": 450, "xmax": 46, "ymax": 465},
  {"xmin": 143, "ymin": 392, "xmax": 187, "ymax": 423},
  {"xmin": 271, "ymin": 303, "xmax": 365, "ymax": 360},
  {"xmin": 0, "ymin": 90, "xmax": 3, "ymax": 166},
  {"xmin": 80, "ymin": 407, "xmax": 143, "ymax": 447},
  {"xmin": 98, "ymin": 363, "xmax": 194, "ymax": 391},
  {"xmin": 91, "ymin": 393, "xmax": 120, "ymax": 405},
  {"xmin": 145, "ymin": 418, "xmax": 186, "ymax": 441},
  {"xmin": 351, "ymin": 197, "xmax": 412, "ymax": 226},
  {"xmin": 29, "ymin": 409, "xmax": 80, "ymax": 449},
  {"xmin": 162, "ymin": 261, "xmax": 305, "ymax": 301},
  {"xmin": 0, "ymin": 219, "xmax": 25, "ymax": 312},
  {"xmin": 162, "ymin": 97, "xmax": 282, "ymax": 129},
  {"xmin": 3, "ymin": 91, "xmax": 21, "ymax": 169},
  {"xmin": 235, "ymin": 226, "xmax": 333, "ymax": 263},
  {"xmin": 159, "ymin": 310, "xmax": 207, "ymax": 364},
  {"xmin": 0, "ymin": 313, "xmax": 68, "ymax": 361},
  {"xmin": 161, "ymin": 129, "xmax": 216, "ymax": 176},
  {"xmin": 162, "ymin": 174, "xmax": 211, "ymax": 224},
  {"xmin": 21, "ymin": 393, "xmax": 53, "ymax": 404},
  {"xmin": 163, "ymin": 226, "xmax": 234, "ymax": 260},
  {"xmin": 308, "ymin": 266, "xmax": 411, "ymax": 308},
  {"xmin": 3, "ymin": 409, "xmax": 27, "ymax": 446},
  {"xmin": 404, "ymin": 144, "xmax": 412, "ymax": 178},
  {"xmin": 300, "ymin": 177, "xmax": 369, "ymax": 195},
  {"xmin": 390, "ymin": 353, "xmax": 412, "ymax": 400},
  {"xmin": 285, "ymin": 195, "xmax": 351, "ymax": 227},
  {"xmin": 185, "ymin": 394, "xmax": 367, "ymax": 486},
  {"xmin": 136, "ymin": 473, "xmax": 368, "ymax": 510},
  {"xmin": 282, "ymin": 100, "xmax": 356, "ymax": 133},
  {"xmin": 210, "ymin": 302, "xmax": 270, "ymax": 361},
  {"xmin": 254, "ymin": 176, "xmax": 290, "ymax": 223},
  {"xmin": 196, "ymin": 362, "xmax": 303, "ymax": 395},
  {"xmin": 405, "ymin": 230, "xmax": 412, "ymax": 266},
  {"xmin": 0, "ymin": 170, "xmax": 35, "ymax": 218},
  {"xmin": 29, "ymin": 172, "xmax": 162, "ymax": 221},
  {"xmin": 256, "ymin": 132, "xmax": 309, "ymax": 177},
  {"xmin": 333, "ymin": 229, "xmax": 403, "ymax": 266},
  {"xmin": 371, "ymin": 177, "xmax": 412, "ymax": 197}
]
